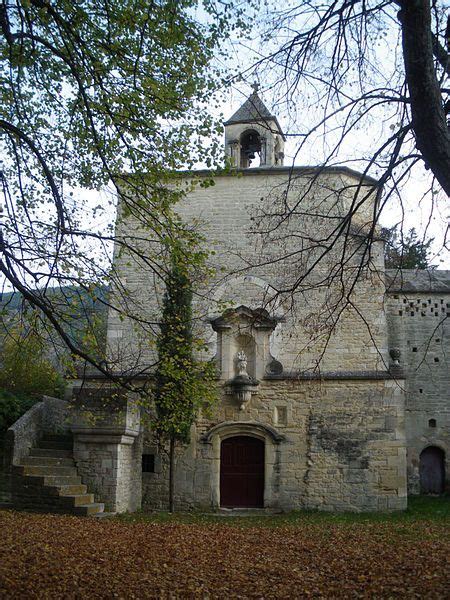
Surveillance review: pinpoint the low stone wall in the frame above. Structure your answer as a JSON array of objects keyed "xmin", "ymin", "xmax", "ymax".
[
  {"xmin": 1, "ymin": 396, "xmax": 69, "ymax": 505},
  {"xmin": 4, "ymin": 396, "xmax": 70, "ymax": 468},
  {"xmin": 0, "ymin": 469, "xmax": 12, "ymax": 506},
  {"xmin": 42, "ymin": 396, "xmax": 71, "ymax": 434},
  {"xmin": 4, "ymin": 402, "xmax": 43, "ymax": 469},
  {"xmin": 0, "ymin": 434, "xmax": 12, "ymax": 506}
]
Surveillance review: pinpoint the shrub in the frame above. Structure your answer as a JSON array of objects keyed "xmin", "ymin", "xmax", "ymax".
[
  {"xmin": 0, "ymin": 390, "xmax": 38, "ymax": 436},
  {"xmin": 0, "ymin": 323, "xmax": 65, "ymax": 398}
]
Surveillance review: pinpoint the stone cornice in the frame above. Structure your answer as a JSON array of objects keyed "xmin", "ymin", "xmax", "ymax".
[
  {"xmin": 264, "ymin": 370, "xmax": 404, "ymax": 381},
  {"xmin": 173, "ymin": 165, "xmax": 380, "ymax": 187}
]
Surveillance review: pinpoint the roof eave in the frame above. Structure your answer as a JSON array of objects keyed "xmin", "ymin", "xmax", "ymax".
[{"xmin": 224, "ymin": 116, "xmax": 286, "ymax": 141}]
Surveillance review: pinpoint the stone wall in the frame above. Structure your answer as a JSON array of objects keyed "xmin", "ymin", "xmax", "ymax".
[
  {"xmin": 73, "ymin": 432, "xmax": 142, "ymax": 512},
  {"xmin": 4, "ymin": 396, "xmax": 70, "ymax": 468},
  {"xmin": 386, "ymin": 269, "xmax": 450, "ymax": 494},
  {"xmin": 71, "ymin": 389, "xmax": 142, "ymax": 512},
  {"xmin": 142, "ymin": 377, "xmax": 406, "ymax": 512},
  {"xmin": 106, "ymin": 168, "xmax": 387, "ymax": 376},
  {"xmin": 41, "ymin": 396, "xmax": 71, "ymax": 434}
]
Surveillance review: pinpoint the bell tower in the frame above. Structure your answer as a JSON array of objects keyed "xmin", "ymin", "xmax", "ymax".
[{"xmin": 224, "ymin": 84, "xmax": 285, "ymax": 168}]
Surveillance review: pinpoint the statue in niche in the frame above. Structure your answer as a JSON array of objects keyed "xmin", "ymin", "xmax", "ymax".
[
  {"xmin": 236, "ymin": 350, "xmax": 249, "ymax": 378},
  {"xmin": 231, "ymin": 350, "xmax": 257, "ymax": 410}
]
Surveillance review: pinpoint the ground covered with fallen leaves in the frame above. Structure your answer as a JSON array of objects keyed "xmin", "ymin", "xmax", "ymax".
[{"xmin": 1, "ymin": 501, "xmax": 449, "ymax": 598}]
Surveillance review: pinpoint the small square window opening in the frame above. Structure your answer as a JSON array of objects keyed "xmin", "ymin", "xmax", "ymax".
[{"xmin": 142, "ymin": 454, "xmax": 155, "ymax": 473}]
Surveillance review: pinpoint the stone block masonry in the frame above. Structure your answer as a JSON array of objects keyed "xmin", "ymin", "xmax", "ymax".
[
  {"xmin": 107, "ymin": 169, "xmax": 388, "ymax": 376},
  {"xmin": 71, "ymin": 389, "xmax": 142, "ymax": 513},
  {"xmin": 386, "ymin": 270, "xmax": 450, "ymax": 495},
  {"xmin": 142, "ymin": 377, "xmax": 407, "ymax": 513}
]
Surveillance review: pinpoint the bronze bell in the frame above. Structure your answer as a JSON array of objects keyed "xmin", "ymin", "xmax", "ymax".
[{"xmin": 245, "ymin": 143, "xmax": 259, "ymax": 160}]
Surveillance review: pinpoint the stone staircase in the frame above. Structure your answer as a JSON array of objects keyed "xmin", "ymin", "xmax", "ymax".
[{"xmin": 12, "ymin": 433, "xmax": 104, "ymax": 516}]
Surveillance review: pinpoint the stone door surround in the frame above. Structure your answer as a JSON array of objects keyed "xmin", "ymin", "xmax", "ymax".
[{"xmin": 201, "ymin": 421, "xmax": 286, "ymax": 509}]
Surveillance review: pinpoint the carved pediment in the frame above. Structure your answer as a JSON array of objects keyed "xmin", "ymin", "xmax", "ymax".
[{"xmin": 210, "ymin": 305, "xmax": 279, "ymax": 332}]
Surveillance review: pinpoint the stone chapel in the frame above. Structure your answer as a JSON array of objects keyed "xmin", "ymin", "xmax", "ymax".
[{"xmin": 5, "ymin": 91, "xmax": 449, "ymax": 515}]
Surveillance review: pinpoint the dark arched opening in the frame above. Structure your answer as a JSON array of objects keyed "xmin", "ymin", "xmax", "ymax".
[
  {"xmin": 240, "ymin": 129, "xmax": 261, "ymax": 168},
  {"xmin": 220, "ymin": 436, "xmax": 264, "ymax": 508},
  {"xmin": 420, "ymin": 446, "xmax": 445, "ymax": 494}
]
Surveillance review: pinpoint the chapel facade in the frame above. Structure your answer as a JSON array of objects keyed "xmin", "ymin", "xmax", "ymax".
[{"xmin": 95, "ymin": 92, "xmax": 448, "ymax": 513}]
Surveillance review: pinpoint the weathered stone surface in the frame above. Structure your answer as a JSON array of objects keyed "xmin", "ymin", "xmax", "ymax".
[
  {"xmin": 96, "ymin": 101, "xmax": 449, "ymax": 511},
  {"xmin": 71, "ymin": 390, "xmax": 142, "ymax": 513},
  {"xmin": 385, "ymin": 275, "xmax": 450, "ymax": 495},
  {"xmin": 141, "ymin": 378, "xmax": 407, "ymax": 512}
]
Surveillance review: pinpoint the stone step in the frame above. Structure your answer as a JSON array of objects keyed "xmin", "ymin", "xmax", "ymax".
[
  {"xmin": 29, "ymin": 448, "xmax": 73, "ymax": 458},
  {"xmin": 11, "ymin": 502, "xmax": 88, "ymax": 516},
  {"xmin": 16, "ymin": 465, "xmax": 78, "ymax": 477},
  {"xmin": 37, "ymin": 440, "xmax": 73, "ymax": 451},
  {"xmin": 21, "ymin": 492, "xmax": 95, "ymax": 508},
  {"xmin": 40, "ymin": 433, "xmax": 73, "ymax": 443},
  {"xmin": 25, "ymin": 483, "xmax": 88, "ymax": 498},
  {"xmin": 54, "ymin": 484, "xmax": 88, "ymax": 496},
  {"xmin": 11, "ymin": 502, "xmax": 71, "ymax": 514},
  {"xmin": 73, "ymin": 502, "xmax": 104, "ymax": 516},
  {"xmin": 13, "ymin": 488, "xmax": 98, "ymax": 513},
  {"xmin": 21, "ymin": 456, "xmax": 75, "ymax": 467},
  {"xmin": 60, "ymin": 493, "xmax": 94, "ymax": 507},
  {"xmin": 91, "ymin": 511, "xmax": 116, "ymax": 519},
  {"xmin": 13, "ymin": 474, "xmax": 83, "ymax": 490},
  {"xmin": 43, "ymin": 475, "xmax": 82, "ymax": 487},
  {"xmin": 10, "ymin": 432, "xmax": 103, "ymax": 517}
]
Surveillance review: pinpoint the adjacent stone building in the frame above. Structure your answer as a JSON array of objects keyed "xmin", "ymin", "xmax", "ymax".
[{"xmin": 386, "ymin": 270, "xmax": 449, "ymax": 496}]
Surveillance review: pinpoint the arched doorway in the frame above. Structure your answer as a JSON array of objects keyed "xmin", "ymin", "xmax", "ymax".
[
  {"xmin": 220, "ymin": 436, "xmax": 264, "ymax": 508},
  {"xmin": 420, "ymin": 446, "xmax": 445, "ymax": 494}
]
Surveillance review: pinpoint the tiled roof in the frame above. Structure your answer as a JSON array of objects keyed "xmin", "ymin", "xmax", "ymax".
[
  {"xmin": 224, "ymin": 92, "xmax": 275, "ymax": 125},
  {"xmin": 386, "ymin": 269, "xmax": 450, "ymax": 293}
]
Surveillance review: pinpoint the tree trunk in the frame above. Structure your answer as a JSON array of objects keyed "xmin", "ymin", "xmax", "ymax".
[
  {"xmin": 169, "ymin": 436, "xmax": 175, "ymax": 513},
  {"xmin": 399, "ymin": 0, "xmax": 450, "ymax": 196}
]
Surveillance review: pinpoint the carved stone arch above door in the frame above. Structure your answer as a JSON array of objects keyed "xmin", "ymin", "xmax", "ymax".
[{"xmin": 201, "ymin": 420, "xmax": 286, "ymax": 444}]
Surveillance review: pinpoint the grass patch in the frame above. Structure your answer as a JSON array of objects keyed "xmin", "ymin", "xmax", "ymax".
[{"xmin": 116, "ymin": 495, "xmax": 449, "ymax": 527}]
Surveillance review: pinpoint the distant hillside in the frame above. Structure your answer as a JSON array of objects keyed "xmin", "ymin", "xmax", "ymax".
[
  {"xmin": 0, "ymin": 285, "xmax": 109, "ymax": 314},
  {"xmin": 0, "ymin": 285, "xmax": 110, "ymax": 373}
]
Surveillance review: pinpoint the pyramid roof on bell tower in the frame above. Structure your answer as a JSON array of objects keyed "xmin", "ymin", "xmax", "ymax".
[
  {"xmin": 224, "ymin": 88, "xmax": 286, "ymax": 140},
  {"xmin": 225, "ymin": 91, "xmax": 273, "ymax": 124}
]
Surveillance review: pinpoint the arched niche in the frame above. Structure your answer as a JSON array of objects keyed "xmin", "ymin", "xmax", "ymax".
[
  {"xmin": 210, "ymin": 305, "xmax": 282, "ymax": 381},
  {"xmin": 234, "ymin": 333, "xmax": 256, "ymax": 379}
]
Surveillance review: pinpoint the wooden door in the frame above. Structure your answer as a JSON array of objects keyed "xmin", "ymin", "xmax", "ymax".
[
  {"xmin": 220, "ymin": 436, "xmax": 264, "ymax": 508},
  {"xmin": 420, "ymin": 446, "xmax": 445, "ymax": 494}
]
